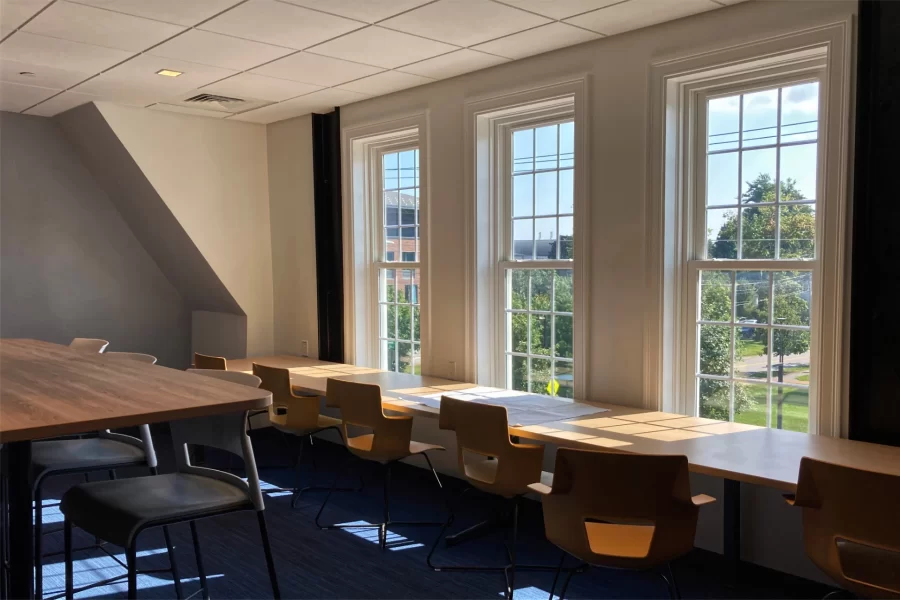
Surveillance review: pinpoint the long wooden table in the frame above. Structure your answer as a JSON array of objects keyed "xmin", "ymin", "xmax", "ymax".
[
  {"xmin": 232, "ymin": 354, "xmax": 900, "ymax": 573},
  {"xmin": 0, "ymin": 339, "xmax": 273, "ymax": 599}
]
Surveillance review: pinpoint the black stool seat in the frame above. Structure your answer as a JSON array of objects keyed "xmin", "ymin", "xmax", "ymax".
[
  {"xmin": 32, "ymin": 438, "xmax": 146, "ymax": 478},
  {"xmin": 61, "ymin": 473, "xmax": 253, "ymax": 547}
]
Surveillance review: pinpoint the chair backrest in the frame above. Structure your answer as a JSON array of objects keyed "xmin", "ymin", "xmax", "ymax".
[
  {"xmin": 69, "ymin": 338, "xmax": 109, "ymax": 353},
  {"xmin": 252, "ymin": 363, "xmax": 319, "ymax": 430},
  {"xmin": 94, "ymin": 351, "xmax": 159, "ymax": 466},
  {"xmin": 792, "ymin": 457, "xmax": 900, "ymax": 597},
  {"xmin": 194, "ymin": 352, "xmax": 227, "ymax": 370},
  {"xmin": 104, "ymin": 352, "xmax": 157, "ymax": 364},
  {"xmin": 541, "ymin": 448, "xmax": 699, "ymax": 568},
  {"xmin": 439, "ymin": 395, "xmax": 543, "ymax": 496},
  {"xmin": 172, "ymin": 369, "xmax": 266, "ymax": 511},
  {"xmin": 326, "ymin": 378, "xmax": 412, "ymax": 460}
]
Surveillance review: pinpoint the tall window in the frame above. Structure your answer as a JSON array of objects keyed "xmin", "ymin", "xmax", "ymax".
[
  {"xmin": 694, "ymin": 80, "xmax": 820, "ymax": 431},
  {"xmin": 505, "ymin": 121, "xmax": 575, "ymax": 397},
  {"xmin": 378, "ymin": 148, "xmax": 421, "ymax": 374}
]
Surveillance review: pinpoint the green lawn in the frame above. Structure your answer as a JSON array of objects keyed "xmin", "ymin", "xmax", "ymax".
[
  {"xmin": 740, "ymin": 340, "xmax": 766, "ymax": 357},
  {"xmin": 735, "ymin": 384, "xmax": 809, "ymax": 432}
]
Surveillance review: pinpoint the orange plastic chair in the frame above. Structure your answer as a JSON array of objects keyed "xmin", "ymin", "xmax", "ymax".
[
  {"xmin": 252, "ymin": 363, "xmax": 344, "ymax": 507},
  {"xmin": 316, "ymin": 378, "xmax": 450, "ymax": 549},
  {"xmin": 531, "ymin": 448, "xmax": 715, "ymax": 599},
  {"xmin": 193, "ymin": 352, "xmax": 227, "ymax": 370},
  {"xmin": 428, "ymin": 396, "xmax": 557, "ymax": 598},
  {"xmin": 785, "ymin": 457, "xmax": 900, "ymax": 599}
]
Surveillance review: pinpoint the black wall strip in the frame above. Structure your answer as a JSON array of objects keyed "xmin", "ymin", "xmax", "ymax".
[
  {"xmin": 312, "ymin": 109, "xmax": 345, "ymax": 363},
  {"xmin": 848, "ymin": 0, "xmax": 900, "ymax": 445}
]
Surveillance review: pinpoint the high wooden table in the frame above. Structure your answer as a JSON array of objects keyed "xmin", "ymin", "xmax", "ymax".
[
  {"xmin": 232, "ymin": 355, "xmax": 900, "ymax": 573},
  {"xmin": 0, "ymin": 339, "xmax": 273, "ymax": 599}
]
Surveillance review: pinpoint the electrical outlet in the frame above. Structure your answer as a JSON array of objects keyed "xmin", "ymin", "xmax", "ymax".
[{"xmin": 301, "ymin": 340, "xmax": 309, "ymax": 357}]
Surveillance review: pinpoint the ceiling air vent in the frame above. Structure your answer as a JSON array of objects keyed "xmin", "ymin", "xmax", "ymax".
[
  {"xmin": 162, "ymin": 91, "xmax": 274, "ymax": 115},
  {"xmin": 185, "ymin": 93, "xmax": 245, "ymax": 104}
]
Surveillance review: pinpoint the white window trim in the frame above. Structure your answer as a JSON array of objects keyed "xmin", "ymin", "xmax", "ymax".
[
  {"xmin": 342, "ymin": 113, "xmax": 430, "ymax": 372},
  {"xmin": 464, "ymin": 78, "xmax": 590, "ymax": 397},
  {"xmin": 646, "ymin": 21, "xmax": 853, "ymax": 436}
]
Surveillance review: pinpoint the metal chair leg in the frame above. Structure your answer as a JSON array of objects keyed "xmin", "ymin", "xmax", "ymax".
[
  {"xmin": 548, "ymin": 550, "xmax": 566, "ymax": 600},
  {"xmin": 381, "ymin": 463, "xmax": 392, "ymax": 550},
  {"xmin": 256, "ymin": 512, "xmax": 280, "ymax": 599},
  {"xmin": 289, "ymin": 437, "xmax": 306, "ymax": 508},
  {"xmin": 505, "ymin": 497, "xmax": 519, "ymax": 599},
  {"xmin": 127, "ymin": 541, "xmax": 138, "ymax": 600},
  {"xmin": 34, "ymin": 483, "xmax": 42, "ymax": 597},
  {"xmin": 315, "ymin": 457, "xmax": 352, "ymax": 529},
  {"xmin": 189, "ymin": 521, "xmax": 209, "ymax": 600},
  {"xmin": 64, "ymin": 519, "xmax": 73, "ymax": 600},
  {"xmin": 161, "ymin": 525, "xmax": 183, "ymax": 600},
  {"xmin": 558, "ymin": 566, "xmax": 577, "ymax": 600},
  {"xmin": 422, "ymin": 453, "xmax": 453, "ymax": 524}
]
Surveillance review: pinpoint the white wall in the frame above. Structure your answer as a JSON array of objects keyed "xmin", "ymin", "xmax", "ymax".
[
  {"xmin": 97, "ymin": 104, "xmax": 275, "ymax": 357},
  {"xmin": 267, "ymin": 114, "xmax": 319, "ymax": 358}
]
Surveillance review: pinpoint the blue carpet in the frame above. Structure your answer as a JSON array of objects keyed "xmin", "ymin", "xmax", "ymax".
[{"xmin": 34, "ymin": 429, "xmax": 835, "ymax": 599}]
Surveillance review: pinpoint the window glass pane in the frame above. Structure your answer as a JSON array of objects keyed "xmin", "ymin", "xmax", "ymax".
[
  {"xmin": 554, "ymin": 270, "xmax": 573, "ymax": 313},
  {"xmin": 513, "ymin": 129, "xmax": 534, "ymax": 173},
  {"xmin": 533, "ymin": 217, "xmax": 556, "ymax": 260},
  {"xmin": 735, "ymin": 382, "xmax": 767, "ymax": 426},
  {"xmin": 513, "ymin": 174, "xmax": 533, "ymax": 217},
  {"xmin": 385, "ymin": 205, "xmax": 399, "ymax": 226},
  {"xmin": 707, "ymin": 152, "xmax": 739, "ymax": 207},
  {"xmin": 535, "ymin": 125, "xmax": 557, "ymax": 170},
  {"xmin": 780, "ymin": 205, "xmax": 815, "ymax": 259},
  {"xmin": 708, "ymin": 95, "xmax": 740, "ymax": 151},
  {"xmin": 530, "ymin": 270, "xmax": 553, "ymax": 311},
  {"xmin": 559, "ymin": 122, "xmax": 574, "ymax": 168},
  {"xmin": 699, "ymin": 378, "xmax": 731, "ymax": 421},
  {"xmin": 558, "ymin": 217, "xmax": 573, "ymax": 260},
  {"xmin": 399, "ymin": 150, "xmax": 416, "ymax": 188},
  {"xmin": 773, "ymin": 271, "xmax": 811, "ymax": 326},
  {"xmin": 530, "ymin": 357, "xmax": 552, "ymax": 394},
  {"xmin": 735, "ymin": 271, "xmax": 769, "ymax": 324},
  {"xmin": 554, "ymin": 361, "xmax": 574, "ymax": 398},
  {"xmin": 531, "ymin": 314, "xmax": 551, "ymax": 356},
  {"xmin": 559, "ymin": 169, "xmax": 574, "ymax": 213},
  {"xmin": 384, "ymin": 340, "xmax": 397, "ymax": 372},
  {"xmin": 382, "ymin": 268, "xmax": 396, "ymax": 302},
  {"xmin": 742, "ymin": 89, "xmax": 778, "ymax": 148},
  {"xmin": 741, "ymin": 205, "xmax": 776, "ymax": 258},
  {"xmin": 740, "ymin": 148, "xmax": 776, "ymax": 203},
  {"xmin": 379, "ymin": 267, "xmax": 419, "ymax": 373},
  {"xmin": 780, "ymin": 82, "xmax": 818, "ymax": 144},
  {"xmin": 554, "ymin": 315, "xmax": 573, "ymax": 359},
  {"xmin": 534, "ymin": 171, "xmax": 557, "ymax": 216},
  {"xmin": 510, "ymin": 355, "xmax": 528, "ymax": 392},
  {"xmin": 511, "ymin": 270, "xmax": 528, "ymax": 310},
  {"xmin": 510, "ymin": 312, "xmax": 528, "ymax": 354},
  {"xmin": 700, "ymin": 270, "xmax": 732, "ymax": 323},
  {"xmin": 771, "ymin": 385, "xmax": 809, "ymax": 432},
  {"xmin": 513, "ymin": 219, "xmax": 534, "ymax": 260},
  {"xmin": 699, "ymin": 324, "xmax": 732, "ymax": 377},
  {"xmin": 383, "ymin": 152, "xmax": 398, "ymax": 190},
  {"xmin": 413, "ymin": 306, "xmax": 420, "ymax": 340},
  {"xmin": 706, "ymin": 208, "xmax": 737, "ymax": 259},
  {"xmin": 780, "ymin": 143, "xmax": 817, "ymax": 201},
  {"xmin": 400, "ymin": 207, "xmax": 416, "ymax": 225},
  {"xmin": 734, "ymin": 332, "xmax": 765, "ymax": 381}
]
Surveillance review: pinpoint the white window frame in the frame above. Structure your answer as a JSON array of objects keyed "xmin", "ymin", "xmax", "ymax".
[
  {"xmin": 465, "ymin": 78, "xmax": 590, "ymax": 397},
  {"xmin": 646, "ymin": 22, "xmax": 853, "ymax": 436},
  {"xmin": 342, "ymin": 114, "xmax": 430, "ymax": 372}
]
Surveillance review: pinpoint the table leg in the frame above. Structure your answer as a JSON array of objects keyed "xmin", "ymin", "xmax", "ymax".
[
  {"xmin": 723, "ymin": 478, "xmax": 741, "ymax": 580},
  {"xmin": 8, "ymin": 441, "xmax": 34, "ymax": 599}
]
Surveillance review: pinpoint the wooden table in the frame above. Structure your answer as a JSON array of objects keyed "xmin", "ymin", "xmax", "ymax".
[
  {"xmin": 232, "ymin": 354, "xmax": 900, "ymax": 573},
  {"xmin": 0, "ymin": 339, "xmax": 273, "ymax": 599}
]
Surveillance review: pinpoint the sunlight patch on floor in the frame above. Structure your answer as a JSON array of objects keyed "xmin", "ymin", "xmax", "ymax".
[{"xmin": 335, "ymin": 520, "xmax": 425, "ymax": 551}]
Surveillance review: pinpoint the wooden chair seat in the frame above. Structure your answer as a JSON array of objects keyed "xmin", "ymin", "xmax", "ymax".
[
  {"xmin": 273, "ymin": 413, "xmax": 342, "ymax": 437},
  {"xmin": 346, "ymin": 433, "xmax": 444, "ymax": 462},
  {"xmin": 464, "ymin": 457, "xmax": 553, "ymax": 498}
]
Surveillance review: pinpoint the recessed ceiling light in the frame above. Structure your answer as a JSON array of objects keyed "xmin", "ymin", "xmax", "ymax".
[{"xmin": 156, "ymin": 69, "xmax": 183, "ymax": 77}]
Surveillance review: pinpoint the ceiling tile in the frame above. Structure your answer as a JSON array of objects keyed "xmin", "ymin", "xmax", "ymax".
[
  {"xmin": 472, "ymin": 22, "xmax": 601, "ymax": 60},
  {"xmin": 67, "ymin": 0, "xmax": 244, "ymax": 26},
  {"xmin": 307, "ymin": 26, "xmax": 457, "ymax": 69},
  {"xmin": 23, "ymin": 89, "xmax": 100, "ymax": 115},
  {"xmin": 199, "ymin": 0, "xmax": 363, "ymax": 51},
  {"xmin": 336, "ymin": 70, "xmax": 431, "ymax": 96},
  {"xmin": 148, "ymin": 102, "xmax": 229, "ymax": 118},
  {"xmin": 380, "ymin": 0, "xmax": 550, "ymax": 47},
  {"xmin": 251, "ymin": 51, "xmax": 383, "ymax": 87},
  {"xmin": 494, "ymin": 0, "xmax": 622, "ymax": 20},
  {"xmin": 72, "ymin": 54, "xmax": 237, "ymax": 99},
  {"xmin": 0, "ymin": 79, "xmax": 57, "ymax": 110},
  {"xmin": 66, "ymin": 80, "xmax": 155, "ymax": 105},
  {"xmin": 564, "ymin": 0, "xmax": 719, "ymax": 36},
  {"xmin": 279, "ymin": 0, "xmax": 432, "ymax": 24},
  {"xmin": 1, "ymin": 58, "xmax": 91, "ymax": 88},
  {"xmin": 0, "ymin": 0, "xmax": 53, "ymax": 30},
  {"xmin": 201, "ymin": 72, "xmax": 322, "ymax": 102},
  {"xmin": 231, "ymin": 87, "xmax": 367, "ymax": 123},
  {"xmin": 0, "ymin": 31, "xmax": 135, "ymax": 72},
  {"xmin": 23, "ymin": 1, "xmax": 185, "ymax": 52},
  {"xmin": 397, "ymin": 49, "xmax": 507, "ymax": 79},
  {"xmin": 148, "ymin": 29, "xmax": 294, "ymax": 71}
]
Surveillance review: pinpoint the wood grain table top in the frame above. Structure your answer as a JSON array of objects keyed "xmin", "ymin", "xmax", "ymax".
[
  {"xmin": 0, "ymin": 339, "xmax": 272, "ymax": 443},
  {"xmin": 230, "ymin": 354, "xmax": 900, "ymax": 492}
]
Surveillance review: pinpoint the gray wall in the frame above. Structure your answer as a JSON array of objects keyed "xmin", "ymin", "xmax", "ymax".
[{"xmin": 0, "ymin": 111, "xmax": 190, "ymax": 367}]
